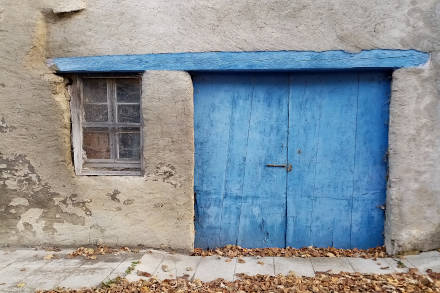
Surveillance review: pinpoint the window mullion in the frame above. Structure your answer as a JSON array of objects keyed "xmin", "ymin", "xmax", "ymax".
[{"xmin": 109, "ymin": 79, "xmax": 118, "ymax": 160}]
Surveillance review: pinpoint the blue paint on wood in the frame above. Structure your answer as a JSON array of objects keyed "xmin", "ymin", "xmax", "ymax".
[
  {"xmin": 350, "ymin": 72, "xmax": 390, "ymax": 248},
  {"xmin": 193, "ymin": 74, "xmax": 255, "ymax": 248},
  {"xmin": 236, "ymin": 74, "xmax": 289, "ymax": 248},
  {"xmin": 287, "ymin": 72, "xmax": 360, "ymax": 249},
  {"xmin": 194, "ymin": 73, "xmax": 289, "ymax": 248},
  {"xmin": 194, "ymin": 71, "xmax": 389, "ymax": 249},
  {"xmin": 49, "ymin": 49, "xmax": 428, "ymax": 73}
]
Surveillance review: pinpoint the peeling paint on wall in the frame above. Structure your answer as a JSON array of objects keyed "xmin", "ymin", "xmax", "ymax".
[
  {"xmin": 0, "ymin": 154, "xmax": 91, "ymax": 239},
  {"xmin": 106, "ymin": 190, "xmax": 121, "ymax": 203},
  {"xmin": 0, "ymin": 118, "xmax": 15, "ymax": 133},
  {"xmin": 147, "ymin": 163, "xmax": 181, "ymax": 188}
]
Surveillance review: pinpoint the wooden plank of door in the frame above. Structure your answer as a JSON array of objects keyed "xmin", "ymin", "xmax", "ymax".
[
  {"xmin": 193, "ymin": 73, "xmax": 255, "ymax": 248},
  {"xmin": 217, "ymin": 75, "xmax": 254, "ymax": 246},
  {"xmin": 350, "ymin": 72, "xmax": 389, "ymax": 248},
  {"xmin": 287, "ymin": 72, "xmax": 358, "ymax": 248},
  {"xmin": 193, "ymin": 74, "xmax": 235, "ymax": 248},
  {"xmin": 237, "ymin": 73, "xmax": 289, "ymax": 248}
]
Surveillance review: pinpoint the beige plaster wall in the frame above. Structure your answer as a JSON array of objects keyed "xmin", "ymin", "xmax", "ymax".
[
  {"xmin": 0, "ymin": 0, "xmax": 194, "ymax": 250},
  {"xmin": 0, "ymin": 0, "xmax": 439, "ymax": 253}
]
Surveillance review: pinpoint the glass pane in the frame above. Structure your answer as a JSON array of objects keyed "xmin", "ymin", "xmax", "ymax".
[
  {"xmin": 119, "ymin": 148, "xmax": 140, "ymax": 160},
  {"xmin": 118, "ymin": 129, "xmax": 140, "ymax": 160},
  {"xmin": 83, "ymin": 79, "xmax": 107, "ymax": 103},
  {"xmin": 116, "ymin": 79, "xmax": 140, "ymax": 103},
  {"xmin": 84, "ymin": 104, "xmax": 108, "ymax": 122},
  {"xmin": 118, "ymin": 104, "xmax": 140, "ymax": 123},
  {"xmin": 83, "ymin": 128, "xmax": 110, "ymax": 159}
]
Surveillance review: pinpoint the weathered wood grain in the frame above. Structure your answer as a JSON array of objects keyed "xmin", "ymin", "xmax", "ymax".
[
  {"xmin": 236, "ymin": 73, "xmax": 289, "ymax": 248},
  {"xmin": 49, "ymin": 50, "xmax": 428, "ymax": 73},
  {"xmin": 192, "ymin": 71, "xmax": 390, "ymax": 249}
]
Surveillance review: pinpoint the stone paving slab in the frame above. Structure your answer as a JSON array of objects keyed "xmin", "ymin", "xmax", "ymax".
[
  {"xmin": 154, "ymin": 253, "xmax": 177, "ymax": 280},
  {"xmin": 193, "ymin": 256, "xmax": 237, "ymax": 282},
  {"xmin": 381, "ymin": 258, "xmax": 412, "ymax": 273},
  {"xmin": 58, "ymin": 267, "xmax": 116, "ymax": 289},
  {"xmin": 401, "ymin": 251, "xmax": 440, "ymax": 273},
  {"xmin": 58, "ymin": 257, "xmax": 125, "ymax": 289},
  {"xmin": 103, "ymin": 253, "xmax": 145, "ymax": 283},
  {"xmin": 347, "ymin": 257, "xmax": 396, "ymax": 274},
  {"xmin": 0, "ymin": 248, "xmax": 439, "ymax": 291},
  {"xmin": 0, "ymin": 249, "xmax": 47, "ymax": 270},
  {"xmin": 28, "ymin": 267, "xmax": 79, "ymax": 292},
  {"xmin": 0, "ymin": 260, "xmax": 48, "ymax": 293},
  {"xmin": 13, "ymin": 257, "xmax": 86, "ymax": 292},
  {"xmin": 126, "ymin": 250, "xmax": 164, "ymax": 282},
  {"xmin": 175, "ymin": 254, "xmax": 202, "ymax": 280},
  {"xmin": 310, "ymin": 257, "xmax": 355, "ymax": 273},
  {"xmin": 234, "ymin": 257, "xmax": 274, "ymax": 280},
  {"xmin": 274, "ymin": 257, "xmax": 315, "ymax": 277}
]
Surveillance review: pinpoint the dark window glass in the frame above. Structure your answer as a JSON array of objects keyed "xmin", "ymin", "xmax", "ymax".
[
  {"xmin": 118, "ymin": 128, "xmax": 140, "ymax": 160},
  {"xmin": 83, "ymin": 79, "xmax": 107, "ymax": 103},
  {"xmin": 118, "ymin": 104, "xmax": 140, "ymax": 123},
  {"xmin": 83, "ymin": 128, "xmax": 110, "ymax": 159},
  {"xmin": 117, "ymin": 79, "xmax": 140, "ymax": 103},
  {"xmin": 84, "ymin": 104, "xmax": 108, "ymax": 122}
]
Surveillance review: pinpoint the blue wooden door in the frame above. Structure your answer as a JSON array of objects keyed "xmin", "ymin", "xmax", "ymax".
[
  {"xmin": 193, "ymin": 73, "xmax": 289, "ymax": 248},
  {"xmin": 194, "ymin": 71, "xmax": 389, "ymax": 249}
]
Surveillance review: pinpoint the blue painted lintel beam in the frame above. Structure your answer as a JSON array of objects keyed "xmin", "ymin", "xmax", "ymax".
[{"xmin": 48, "ymin": 49, "xmax": 429, "ymax": 73}]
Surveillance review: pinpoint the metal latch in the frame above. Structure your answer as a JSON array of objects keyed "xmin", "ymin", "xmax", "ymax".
[{"xmin": 266, "ymin": 164, "xmax": 293, "ymax": 172}]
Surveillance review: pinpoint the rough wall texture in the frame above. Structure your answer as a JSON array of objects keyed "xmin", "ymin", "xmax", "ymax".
[
  {"xmin": 0, "ymin": 0, "xmax": 194, "ymax": 250},
  {"xmin": 0, "ymin": 0, "xmax": 439, "ymax": 253}
]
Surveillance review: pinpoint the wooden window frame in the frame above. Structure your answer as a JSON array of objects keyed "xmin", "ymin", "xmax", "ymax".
[{"xmin": 70, "ymin": 74, "xmax": 143, "ymax": 176}]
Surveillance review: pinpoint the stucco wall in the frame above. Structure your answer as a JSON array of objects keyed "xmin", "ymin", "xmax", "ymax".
[
  {"xmin": 0, "ymin": 0, "xmax": 194, "ymax": 250},
  {"xmin": 0, "ymin": 0, "xmax": 439, "ymax": 253}
]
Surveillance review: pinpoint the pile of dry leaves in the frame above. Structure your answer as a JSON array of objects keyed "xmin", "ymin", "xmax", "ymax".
[
  {"xmin": 38, "ymin": 271, "xmax": 440, "ymax": 293},
  {"xmin": 193, "ymin": 245, "xmax": 387, "ymax": 258},
  {"xmin": 68, "ymin": 245, "xmax": 134, "ymax": 260}
]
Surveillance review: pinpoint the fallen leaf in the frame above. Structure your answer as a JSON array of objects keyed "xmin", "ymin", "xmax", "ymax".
[
  {"xmin": 192, "ymin": 245, "xmax": 387, "ymax": 258},
  {"xmin": 34, "ymin": 271, "xmax": 440, "ymax": 292},
  {"xmin": 68, "ymin": 245, "xmax": 133, "ymax": 260},
  {"xmin": 181, "ymin": 274, "xmax": 190, "ymax": 279},
  {"xmin": 44, "ymin": 254, "xmax": 54, "ymax": 260},
  {"xmin": 409, "ymin": 268, "xmax": 419, "ymax": 274},
  {"xmin": 16, "ymin": 282, "xmax": 25, "ymax": 288},
  {"xmin": 257, "ymin": 261, "xmax": 264, "ymax": 265},
  {"xmin": 161, "ymin": 264, "xmax": 169, "ymax": 272},
  {"xmin": 237, "ymin": 258, "xmax": 246, "ymax": 263},
  {"xmin": 137, "ymin": 270, "xmax": 152, "ymax": 277}
]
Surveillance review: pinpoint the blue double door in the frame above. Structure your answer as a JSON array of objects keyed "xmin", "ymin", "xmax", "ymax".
[{"xmin": 193, "ymin": 71, "xmax": 390, "ymax": 249}]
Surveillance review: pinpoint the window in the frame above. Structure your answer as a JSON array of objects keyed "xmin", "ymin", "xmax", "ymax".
[{"xmin": 70, "ymin": 75, "xmax": 143, "ymax": 175}]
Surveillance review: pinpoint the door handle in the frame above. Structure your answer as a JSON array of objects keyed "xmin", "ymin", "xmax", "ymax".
[{"xmin": 266, "ymin": 164, "xmax": 292, "ymax": 172}]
